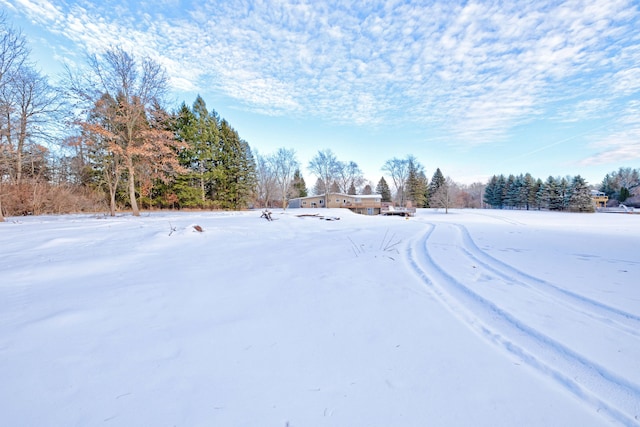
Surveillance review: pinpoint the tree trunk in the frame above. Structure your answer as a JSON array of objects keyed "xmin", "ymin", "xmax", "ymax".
[
  {"xmin": 127, "ymin": 160, "xmax": 140, "ymax": 216},
  {"xmin": 109, "ymin": 187, "xmax": 117, "ymax": 216}
]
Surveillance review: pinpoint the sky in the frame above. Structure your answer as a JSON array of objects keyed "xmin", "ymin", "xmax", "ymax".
[{"xmin": 2, "ymin": 0, "xmax": 640, "ymax": 187}]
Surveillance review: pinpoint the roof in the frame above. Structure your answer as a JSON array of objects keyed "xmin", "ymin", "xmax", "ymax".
[{"xmin": 292, "ymin": 193, "xmax": 382, "ymax": 200}]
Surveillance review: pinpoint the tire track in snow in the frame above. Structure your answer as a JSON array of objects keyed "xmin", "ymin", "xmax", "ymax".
[
  {"xmin": 406, "ymin": 223, "xmax": 640, "ymax": 426},
  {"xmin": 452, "ymin": 223, "xmax": 640, "ymax": 339}
]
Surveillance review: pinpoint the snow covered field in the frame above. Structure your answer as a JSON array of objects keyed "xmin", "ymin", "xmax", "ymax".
[{"xmin": 1, "ymin": 208, "xmax": 638, "ymax": 426}]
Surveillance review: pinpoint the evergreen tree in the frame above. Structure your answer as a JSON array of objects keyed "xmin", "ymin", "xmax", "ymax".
[
  {"xmin": 523, "ymin": 173, "xmax": 537, "ymax": 210},
  {"xmin": 214, "ymin": 120, "xmax": 256, "ymax": 209},
  {"xmin": 504, "ymin": 174, "xmax": 518, "ymax": 208},
  {"xmin": 290, "ymin": 168, "xmax": 307, "ymax": 198},
  {"xmin": 172, "ymin": 96, "xmax": 220, "ymax": 208},
  {"xmin": 536, "ymin": 179, "xmax": 547, "ymax": 210},
  {"xmin": 568, "ymin": 175, "xmax": 595, "ymax": 212},
  {"xmin": 362, "ymin": 184, "xmax": 373, "ymax": 195},
  {"xmin": 406, "ymin": 157, "xmax": 428, "ymax": 207},
  {"xmin": 559, "ymin": 177, "xmax": 570, "ymax": 211},
  {"xmin": 428, "ymin": 168, "xmax": 445, "ymax": 207},
  {"xmin": 483, "ymin": 175, "xmax": 500, "ymax": 208},
  {"xmin": 544, "ymin": 176, "xmax": 563, "ymax": 210},
  {"xmin": 599, "ymin": 173, "xmax": 616, "ymax": 199},
  {"xmin": 532, "ymin": 178, "xmax": 543, "ymax": 210},
  {"xmin": 347, "ymin": 182, "xmax": 357, "ymax": 195},
  {"xmin": 495, "ymin": 174, "xmax": 507, "ymax": 208},
  {"xmin": 619, "ymin": 187, "xmax": 630, "ymax": 203},
  {"xmin": 376, "ymin": 177, "xmax": 392, "ymax": 202}
]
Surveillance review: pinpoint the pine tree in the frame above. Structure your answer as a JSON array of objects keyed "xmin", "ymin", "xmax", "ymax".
[
  {"xmin": 568, "ymin": 175, "xmax": 595, "ymax": 212},
  {"xmin": 376, "ymin": 177, "xmax": 392, "ymax": 202},
  {"xmin": 599, "ymin": 173, "xmax": 616, "ymax": 198},
  {"xmin": 559, "ymin": 177, "xmax": 570, "ymax": 211},
  {"xmin": 428, "ymin": 168, "xmax": 445, "ymax": 207},
  {"xmin": 544, "ymin": 176, "xmax": 563, "ymax": 210},
  {"xmin": 619, "ymin": 187, "xmax": 630, "ymax": 203},
  {"xmin": 290, "ymin": 168, "xmax": 307, "ymax": 198},
  {"xmin": 214, "ymin": 120, "xmax": 256, "ymax": 209},
  {"xmin": 523, "ymin": 173, "xmax": 537, "ymax": 210},
  {"xmin": 406, "ymin": 157, "xmax": 428, "ymax": 208},
  {"xmin": 483, "ymin": 175, "xmax": 499, "ymax": 208},
  {"xmin": 504, "ymin": 174, "xmax": 518, "ymax": 208},
  {"xmin": 532, "ymin": 178, "xmax": 543, "ymax": 210},
  {"xmin": 172, "ymin": 96, "xmax": 220, "ymax": 208}
]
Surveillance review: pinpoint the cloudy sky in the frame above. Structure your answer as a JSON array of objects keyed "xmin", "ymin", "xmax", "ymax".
[{"xmin": 3, "ymin": 0, "xmax": 639, "ymax": 186}]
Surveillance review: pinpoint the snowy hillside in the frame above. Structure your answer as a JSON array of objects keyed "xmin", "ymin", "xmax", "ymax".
[{"xmin": 1, "ymin": 209, "xmax": 638, "ymax": 426}]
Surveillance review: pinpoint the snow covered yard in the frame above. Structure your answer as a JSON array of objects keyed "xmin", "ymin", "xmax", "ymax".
[{"xmin": 0, "ymin": 209, "xmax": 638, "ymax": 426}]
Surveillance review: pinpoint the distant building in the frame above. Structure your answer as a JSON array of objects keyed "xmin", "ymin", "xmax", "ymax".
[
  {"xmin": 288, "ymin": 193, "xmax": 382, "ymax": 215},
  {"xmin": 590, "ymin": 190, "xmax": 609, "ymax": 209}
]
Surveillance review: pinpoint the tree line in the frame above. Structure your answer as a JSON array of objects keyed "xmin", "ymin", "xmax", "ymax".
[
  {"xmin": 483, "ymin": 174, "xmax": 594, "ymax": 212},
  {"xmin": 2, "ymin": 17, "xmax": 638, "ymax": 221}
]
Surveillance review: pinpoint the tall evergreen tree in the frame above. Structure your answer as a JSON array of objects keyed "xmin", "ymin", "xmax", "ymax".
[
  {"xmin": 504, "ymin": 174, "xmax": 518, "ymax": 208},
  {"xmin": 376, "ymin": 176, "xmax": 392, "ymax": 202},
  {"xmin": 599, "ymin": 173, "xmax": 616, "ymax": 199},
  {"xmin": 172, "ymin": 96, "xmax": 220, "ymax": 207},
  {"xmin": 406, "ymin": 157, "xmax": 428, "ymax": 207},
  {"xmin": 544, "ymin": 176, "xmax": 563, "ymax": 210},
  {"xmin": 559, "ymin": 177, "xmax": 570, "ymax": 210},
  {"xmin": 568, "ymin": 175, "xmax": 595, "ymax": 212},
  {"xmin": 290, "ymin": 168, "xmax": 307, "ymax": 198},
  {"xmin": 214, "ymin": 120, "xmax": 256, "ymax": 209},
  {"xmin": 523, "ymin": 173, "xmax": 537, "ymax": 210},
  {"xmin": 428, "ymin": 168, "xmax": 445, "ymax": 207},
  {"xmin": 483, "ymin": 175, "xmax": 499, "ymax": 208},
  {"xmin": 532, "ymin": 178, "xmax": 543, "ymax": 210}
]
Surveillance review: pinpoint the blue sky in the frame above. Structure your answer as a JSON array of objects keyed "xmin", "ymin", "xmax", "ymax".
[{"xmin": 3, "ymin": 0, "xmax": 639, "ymax": 187}]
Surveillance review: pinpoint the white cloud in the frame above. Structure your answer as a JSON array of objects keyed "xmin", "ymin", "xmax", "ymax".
[
  {"xmin": 580, "ymin": 100, "xmax": 640, "ymax": 165},
  {"xmin": 6, "ymin": 0, "xmax": 640, "ymax": 149}
]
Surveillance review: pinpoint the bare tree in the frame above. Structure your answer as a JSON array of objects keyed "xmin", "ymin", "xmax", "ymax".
[
  {"xmin": 269, "ymin": 147, "xmax": 298, "ymax": 210},
  {"xmin": 457, "ymin": 182, "xmax": 485, "ymax": 208},
  {"xmin": 2, "ymin": 64, "xmax": 62, "ymax": 184},
  {"xmin": 68, "ymin": 47, "xmax": 179, "ymax": 216},
  {"xmin": 336, "ymin": 160, "xmax": 364, "ymax": 194},
  {"xmin": 0, "ymin": 14, "xmax": 29, "ymax": 221},
  {"xmin": 431, "ymin": 176, "xmax": 457, "ymax": 213},
  {"xmin": 308, "ymin": 149, "xmax": 339, "ymax": 208},
  {"xmin": 382, "ymin": 157, "xmax": 410, "ymax": 206},
  {"xmin": 254, "ymin": 152, "xmax": 278, "ymax": 208}
]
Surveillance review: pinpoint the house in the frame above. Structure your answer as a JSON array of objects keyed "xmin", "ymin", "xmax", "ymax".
[
  {"xmin": 590, "ymin": 190, "xmax": 609, "ymax": 209},
  {"xmin": 288, "ymin": 193, "xmax": 382, "ymax": 215}
]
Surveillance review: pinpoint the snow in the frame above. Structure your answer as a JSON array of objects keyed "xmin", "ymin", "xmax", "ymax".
[{"xmin": 1, "ymin": 208, "xmax": 639, "ymax": 426}]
